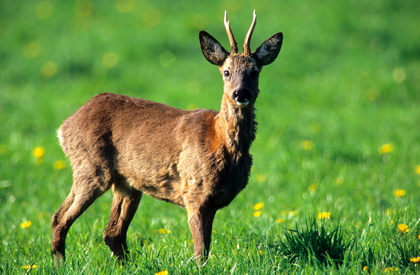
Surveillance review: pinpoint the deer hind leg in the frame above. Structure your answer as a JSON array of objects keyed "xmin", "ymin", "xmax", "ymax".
[
  {"xmin": 187, "ymin": 206, "xmax": 217, "ymax": 265},
  {"xmin": 103, "ymin": 183, "xmax": 142, "ymax": 261},
  {"xmin": 51, "ymin": 178, "xmax": 107, "ymax": 264}
]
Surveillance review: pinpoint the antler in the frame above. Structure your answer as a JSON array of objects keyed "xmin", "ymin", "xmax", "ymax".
[
  {"xmin": 224, "ymin": 11, "xmax": 238, "ymax": 54},
  {"xmin": 243, "ymin": 10, "xmax": 257, "ymax": 56}
]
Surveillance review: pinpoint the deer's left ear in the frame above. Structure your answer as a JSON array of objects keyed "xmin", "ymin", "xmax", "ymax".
[{"xmin": 252, "ymin": 32, "xmax": 283, "ymax": 66}]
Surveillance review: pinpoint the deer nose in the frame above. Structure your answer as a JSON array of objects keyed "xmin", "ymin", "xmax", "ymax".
[{"xmin": 233, "ymin": 89, "xmax": 251, "ymax": 107}]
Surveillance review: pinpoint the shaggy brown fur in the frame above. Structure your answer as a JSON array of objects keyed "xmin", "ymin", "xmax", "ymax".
[{"xmin": 52, "ymin": 12, "xmax": 282, "ymax": 265}]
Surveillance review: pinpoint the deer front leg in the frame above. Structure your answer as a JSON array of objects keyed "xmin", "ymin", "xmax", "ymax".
[{"xmin": 187, "ymin": 206, "xmax": 217, "ymax": 265}]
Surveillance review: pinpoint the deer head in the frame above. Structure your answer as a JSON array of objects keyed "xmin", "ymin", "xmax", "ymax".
[{"xmin": 199, "ymin": 10, "xmax": 283, "ymax": 108}]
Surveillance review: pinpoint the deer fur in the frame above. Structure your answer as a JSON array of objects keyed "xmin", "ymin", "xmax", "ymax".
[{"xmin": 51, "ymin": 11, "xmax": 283, "ymax": 265}]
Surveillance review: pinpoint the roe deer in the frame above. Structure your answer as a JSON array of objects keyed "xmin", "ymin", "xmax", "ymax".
[{"xmin": 51, "ymin": 10, "xmax": 283, "ymax": 265}]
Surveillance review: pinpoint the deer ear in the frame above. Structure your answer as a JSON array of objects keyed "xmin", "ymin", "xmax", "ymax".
[
  {"xmin": 199, "ymin": 31, "xmax": 229, "ymax": 66},
  {"xmin": 252, "ymin": 32, "xmax": 283, "ymax": 66}
]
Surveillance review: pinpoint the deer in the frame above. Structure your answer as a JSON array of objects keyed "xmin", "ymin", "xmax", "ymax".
[{"xmin": 51, "ymin": 10, "xmax": 283, "ymax": 266}]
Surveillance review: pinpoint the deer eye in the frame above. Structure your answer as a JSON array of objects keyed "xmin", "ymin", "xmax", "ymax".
[
  {"xmin": 223, "ymin": 70, "xmax": 230, "ymax": 77},
  {"xmin": 251, "ymin": 70, "xmax": 260, "ymax": 78}
]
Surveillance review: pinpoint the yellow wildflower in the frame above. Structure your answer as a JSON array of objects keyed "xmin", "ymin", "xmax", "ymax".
[
  {"xmin": 157, "ymin": 228, "xmax": 170, "ymax": 234},
  {"xmin": 32, "ymin": 146, "xmax": 45, "ymax": 158},
  {"xmin": 253, "ymin": 211, "xmax": 262, "ymax": 217},
  {"xmin": 397, "ymin": 223, "xmax": 409, "ymax": 233},
  {"xmin": 301, "ymin": 140, "xmax": 313, "ymax": 150},
  {"xmin": 335, "ymin": 177, "xmax": 344, "ymax": 185},
  {"xmin": 410, "ymin": 257, "xmax": 420, "ymax": 263},
  {"xmin": 416, "ymin": 165, "xmax": 420, "ymax": 174},
  {"xmin": 384, "ymin": 267, "xmax": 399, "ymax": 272},
  {"xmin": 22, "ymin": 265, "xmax": 38, "ymax": 270},
  {"xmin": 24, "ymin": 41, "xmax": 41, "ymax": 58},
  {"xmin": 393, "ymin": 189, "xmax": 406, "ymax": 197},
  {"xmin": 53, "ymin": 160, "xmax": 66, "ymax": 170},
  {"xmin": 275, "ymin": 218, "xmax": 285, "ymax": 224},
  {"xmin": 317, "ymin": 212, "xmax": 331, "ymax": 220},
  {"xmin": 308, "ymin": 184, "xmax": 317, "ymax": 192},
  {"xmin": 379, "ymin": 143, "xmax": 394, "ymax": 154},
  {"xmin": 20, "ymin": 221, "xmax": 33, "ymax": 229},
  {"xmin": 392, "ymin": 67, "xmax": 406, "ymax": 83},
  {"xmin": 253, "ymin": 202, "xmax": 264, "ymax": 211},
  {"xmin": 256, "ymin": 174, "xmax": 267, "ymax": 183},
  {"xmin": 41, "ymin": 61, "xmax": 58, "ymax": 77},
  {"xmin": 155, "ymin": 271, "xmax": 168, "ymax": 275},
  {"xmin": 102, "ymin": 52, "xmax": 119, "ymax": 68},
  {"xmin": 362, "ymin": 266, "xmax": 368, "ymax": 271},
  {"xmin": 35, "ymin": 0, "xmax": 54, "ymax": 20},
  {"xmin": 0, "ymin": 145, "xmax": 7, "ymax": 154},
  {"xmin": 115, "ymin": 0, "xmax": 135, "ymax": 13}
]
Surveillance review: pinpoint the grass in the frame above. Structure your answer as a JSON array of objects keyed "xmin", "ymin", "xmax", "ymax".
[{"xmin": 0, "ymin": 0, "xmax": 419, "ymax": 274}]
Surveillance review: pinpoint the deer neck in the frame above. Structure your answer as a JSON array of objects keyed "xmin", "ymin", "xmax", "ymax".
[{"xmin": 215, "ymin": 94, "xmax": 256, "ymax": 157}]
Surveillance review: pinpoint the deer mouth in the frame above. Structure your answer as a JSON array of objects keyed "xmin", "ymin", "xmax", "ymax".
[{"xmin": 233, "ymin": 89, "xmax": 251, "ymax": 107}]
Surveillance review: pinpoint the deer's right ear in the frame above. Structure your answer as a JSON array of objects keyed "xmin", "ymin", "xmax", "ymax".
[{"xmin": 199, "ymin": 31, "xmax": 229, "ymax": 66}]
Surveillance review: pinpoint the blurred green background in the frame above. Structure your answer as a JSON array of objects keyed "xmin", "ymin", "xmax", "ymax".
[{"xmin": 0, "ymin": 0, "xmax": 419, "ymax": 273}]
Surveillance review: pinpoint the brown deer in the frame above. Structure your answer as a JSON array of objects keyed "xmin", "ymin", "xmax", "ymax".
[{"xmin": 51, "ymin": 10, "xmax": 283, "ymax": 265}]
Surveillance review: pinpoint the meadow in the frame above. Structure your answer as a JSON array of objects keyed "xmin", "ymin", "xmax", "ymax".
[{"xmin": 0, "ymin": 0, "xmax": 419, "ymax": 274}]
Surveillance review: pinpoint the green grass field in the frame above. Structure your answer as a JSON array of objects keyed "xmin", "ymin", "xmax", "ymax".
[{"xmin": 1, "ymin": 0, "xmax": 419, "ymax": 274}]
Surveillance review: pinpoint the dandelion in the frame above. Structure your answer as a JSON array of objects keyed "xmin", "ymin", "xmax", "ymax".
[
  {"xmin": 384, "ymin": 266, "xmax": 399, "ymax": 272},
  {"xmin": 35, "ymin": 0, "xmax": 54, "ymax": 20},
  {"xmin": 253, "ymin": 202, "xmax": 264, "ymax": 211},
  {"xmin": 32, "ymin": 146, "xmax": 45, "ymax": 158},
  {"xmin": 32, "ymin": 146, "xmax": 45, "ymax": 164},
  {"xmin": 275, "ymin": 218, "xmax": 285, "ymax": 224},
  {"xmin": 410, "ymin": 257, "xmax": 420, "ymax": 263},
  {"xmin": 142, "ymin": 9, "xmax": 162, "ymax": 28},
  {"xmin": 101, "ymin": 52, "xmax": 119, "ymax": 68},
  {"xmin": 418, "ymin": 234, "xmax": 420, "ymax": 241},
  {"xmin": 335, "ymin": 177, "xmax": 344, "ymax": 185},
  {"xmin": 392, "ymin": 67, "xmax": 406, "ymax": 83},
  {"xmin": 308, "ymin": 184, "xmax": 317, "ymax": 192},
  {"xmin": 317, "ymin": 212, "xmax": 331, "ymax": 220},
  {"xmin": 366, "ymin": 88, "xmax": 379, "ymax": 101},
  {"xmin": 157, "ymin": 228, "xmax": 171, "ymax": 234},
  {"xmin": 24, "ymin": 41, "xmax": 41, "ymax": 58},
  {"xmin": 53, "ymin": 160, "xmax": 66, "ymax": 170},
  {"xmin": 0, "ymin": 144, "xmax": 7, "ymax": 154},
  {"xmin": 379, "ymin": 143, "xmax": 394, "ymax": 154},
  {"xmin": 155, "ymin": 271, "xmax": 168, "ymax": 275},
  {"xmin": 362, "ymin": 266, "xmax": 369, "ymax": 271},
  {"xmin": 397, "ymin": 223, "xmax": 409, "ymax": 233},
  {"xmin": 258, "ymin": 249, "xmax": 264, "ymax": 255},
  {"xmin": 416, "ymin": 165, "xmax": 420, "ymax": 174},
  {"xmin": 22, "ymin": 264, "xmax": 38, "ymax": 270},
  {"xmin": 256, "ymin": 173, "xmax": 267, "ymax": 183},
  {"xmin": 253, "ymin": 211, "xmax": 262, "ymax": 217},
  {"xmin": 301, "ymin": 140, "xmax": 313, "ymax": 150},
  {"xmin": 75, "ymin": 0, "xmax": 93, "ymax": 18},
  {"xmin": 393, "ymin": 189, "xmax": 406, "ymax": 197},
  {"xmin": 115, "ymin": 0, "xmax": 135, "ymax": 13},
  {"xmin": 20, "ymin": 221, "xmax": 33, "ymax": 229},
  {"xmin": 41, "ymin": 61, "xmax": 58, "ymax": 77}
]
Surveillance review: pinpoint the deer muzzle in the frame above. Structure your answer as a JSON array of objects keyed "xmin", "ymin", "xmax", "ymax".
[{"xmin": 233, "ymin": 89, "xmax": 252, "ymax": 107}]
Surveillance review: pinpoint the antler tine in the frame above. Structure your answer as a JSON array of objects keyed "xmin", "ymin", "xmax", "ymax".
[
  {"xmin": 224, "ymin": 11, "xmax": 238, "ymax": 54},
  {"xmin": 243, "ymin": 10, "xmax": 257, "ymax": 56}
]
